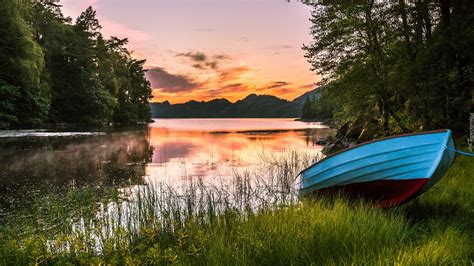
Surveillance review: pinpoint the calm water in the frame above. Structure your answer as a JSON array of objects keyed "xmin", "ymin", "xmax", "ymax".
[{"xmin": 0, "ymin": 119, "xmax": 332, "ymax": 210}]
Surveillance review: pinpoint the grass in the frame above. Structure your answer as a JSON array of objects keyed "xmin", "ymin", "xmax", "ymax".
[{"xmin": 0, "ymin": 152, "xmax": 472, "ymax": 265}]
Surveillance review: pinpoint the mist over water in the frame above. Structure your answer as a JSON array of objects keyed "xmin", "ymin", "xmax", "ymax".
[{"xmin": 0, "ymin": 119, "xmax": 331, "ymax": 210}]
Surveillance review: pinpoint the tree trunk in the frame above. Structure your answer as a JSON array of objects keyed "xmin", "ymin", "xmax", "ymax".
[
  {"xmin": 381, "ymin": 98, "xmax": 390, "ymax": 135},
  {"xmin": 386, "ymin": 105, "xmax": 410, "ymax": 133},
  {"xmin": 399, "ymin": 0, "xmax": 414, "ymax": 58},
  {"xmin": 439, "ymin": 0, "xmax": 451, "ymax": 26},
  {"xmin": 414, "ymin": 0, "xmax": 424, "ymax": 50},
  {"xmin": 422, "ymin": 0, "xmax": 432, "ymax": 41}
]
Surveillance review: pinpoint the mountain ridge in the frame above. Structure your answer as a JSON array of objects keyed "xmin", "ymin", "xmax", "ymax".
[{"xmin": 150, "ymin": 88, "xmax": 320, "ymax": 118}]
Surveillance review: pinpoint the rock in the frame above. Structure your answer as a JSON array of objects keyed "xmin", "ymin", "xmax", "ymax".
[
  {"xmin": 315, "ymin": 139, "xmax": 327, "ymax": 145},
  {"xmin": 357, "ymin": 120, "xmax": 382, "ymax": 143},
  {"xmin": 336, "ymin": 121, "xmax": 352, "ymax": 139},
  {"xmin": 315, "ymin": 137, "xmax": 329, "ymax": 145},
  {"xmin": 345, "ymin": 122, "xmax": 364, "ymax": 141},
  {"xmin": 322, "ymin": 119, "xmax": 377, "ymax": 155},
  {"xmin": 322, "ymin": 140, "xmax": 347, "ymax": 155},
  {"xmin": 335, "ymin": 120, "xmax": 364, "ymax": 142}
]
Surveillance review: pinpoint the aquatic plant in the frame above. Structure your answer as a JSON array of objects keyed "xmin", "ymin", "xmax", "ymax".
[{"xmin": 0, "ymin": 153, "xmax": 472, "ymax": 264}]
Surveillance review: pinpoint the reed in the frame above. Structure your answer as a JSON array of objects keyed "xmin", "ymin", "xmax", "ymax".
[{"xmin": 0, "ymin": 152, "xmax": 472, "ymax": 265}]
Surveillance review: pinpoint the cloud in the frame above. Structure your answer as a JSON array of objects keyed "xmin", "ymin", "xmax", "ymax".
[
  {"xmin": 263, "ymin": 45, "xmax": 294, "ymax": 50},
  {"xmin": 146, "ymin": 67, "xmax": 199, "ymax": 93},
  {"xmin": 218, "ymin": 66, "xmax": 251, "ymax": 83},
  {"xmin": 207, "ymin": 84, "xmax": 250, "ymax": 98},
  {"xmin": 177, "ymin": 51, "xmax": 231, "ymax": 70},
  {"xmin": 298, "ymin": 83, "xmax": 316, "ymax": 90},
  {"xmin": 205, "ymin": 80, "xmax": 291, "ymax": 100},
  {"xmin": 190, "ymin": 61, "xmax": 218, "ymax": 70},
  {"xmin": 213, "ymin": 54, "xmax": 231, "ymax": 60},
  {"xmin": 223, "ymin": 83, "xmax": 244, "ymax": 89},
  {"xmin": 254, "ymin": 81, "xmax": 294, "ymax": 95},
  {"xmin": 176, "ymin": 51, "xmax": 207, "ymax": 62},
  {"xmin": 219, "ymin": 83, "xmax": 251, "ymax": 93},
  {"xmin": 205, "ymin": 61, "xmax": 218, "ymax": 69},
  {"xmin": 264, "ymin": 81, "xmax": 291, "ymax": 90},
  {"xmin": 270, "ymin": 87, "xmax": 294, "ymax": 95}
]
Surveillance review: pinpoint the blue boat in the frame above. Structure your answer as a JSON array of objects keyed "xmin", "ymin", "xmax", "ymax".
[{"xmin": 295, "ymin": 130, "xmax": 456, "ymax": 207}]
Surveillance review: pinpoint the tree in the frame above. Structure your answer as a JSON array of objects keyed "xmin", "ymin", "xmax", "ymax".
[
  {"xmin": 301, "ymin": 97, "xmax": 313, "ymax": 119},
  {"xmin": 1, "ymin": 2, "xmax": 152, "ymax": 128},
  {"xmin": 303, "ymin": 0, "xmax": 473, "ymax": 137},
  {"xmin": 0, "ymin": 0, "xmax": 50, "ymax": 128},
  {"xmin": 97, "ymin": 37, "xmax": 152, "ymax": 125}
]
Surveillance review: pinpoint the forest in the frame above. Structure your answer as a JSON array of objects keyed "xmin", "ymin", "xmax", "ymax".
[
  {"xmin": 0, "ymin": 0, "xmax": 152, "ymax": 129},
  {"xmin": 301, "ymin": 0, "xmax": 473, "ymax": 139}
]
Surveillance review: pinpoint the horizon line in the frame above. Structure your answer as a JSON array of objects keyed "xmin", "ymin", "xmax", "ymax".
[{"xmin": 151, "ymin": 89, "xmax": 318, "ymax": 105}]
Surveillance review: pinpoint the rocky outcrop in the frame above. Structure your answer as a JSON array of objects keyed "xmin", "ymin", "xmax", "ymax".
[
  {"xmin": 357, "ymin": 120, "xmax": 383, "ymax": 143},
  {"xmin": 322, "ymin": 120, "xmax": 383, "ymax": 155}
]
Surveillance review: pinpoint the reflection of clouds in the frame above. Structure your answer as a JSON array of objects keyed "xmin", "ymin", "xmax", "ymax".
[
  {"xmin": 151, "ymin": 141, "xmax": 197, "ymax": 164},
  {"xmin": 146, "ymin": 122, "xmax": 333, "ymax": 183},
  {"xmin": 149, "ymin": 118, "xmax": 328, "ymax": 132}
]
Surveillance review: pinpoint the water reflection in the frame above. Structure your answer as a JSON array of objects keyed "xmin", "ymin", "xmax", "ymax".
[
  {"xmin": 0, "ymin": 131, "xmax": 151, "ymax": 208},
  {"xmin": 146, "ymin": 119, "xmax": 332, "ymax": 186},
  {"xmin": 0, "ymin": 119, "xmax": 332, "ymax": 210}
]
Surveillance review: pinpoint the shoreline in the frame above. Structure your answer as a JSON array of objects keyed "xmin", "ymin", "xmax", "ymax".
[{"xmin": 0, "ymin": 152, "xmax": 471, "ymax": 264}]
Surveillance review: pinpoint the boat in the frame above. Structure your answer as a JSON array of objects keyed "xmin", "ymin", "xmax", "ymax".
[{"xmin": 295, "ymin": 129, "xmax": 456, "ymax": 207}]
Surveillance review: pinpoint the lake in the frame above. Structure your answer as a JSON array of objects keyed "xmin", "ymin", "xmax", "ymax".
[{"xmin": 0, "ymin": 118, "xmax": 332, "ymax": 212}]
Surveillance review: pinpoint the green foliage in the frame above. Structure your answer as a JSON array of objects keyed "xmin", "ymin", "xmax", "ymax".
[
  {"xmin": 301, "ymin": 97, "xmax": 312, "ymax": 119},
  {"xmin": 303, "ymin": 1, "xmax": 473, "ymax": 137},
  {"xmin": 98, "ymin": 37, "xmax": 152, "ymax": 124},
  {"xmin": 0, "ymin": 155, "xmax": 472, "ymax": 264},
  {"xmin": 0, "ymin": 1, "xmax": 151, "ymax": 128},
  {"xmin": 0, "ymin": 0, "xmax": 50, "ymax": 128},
  {"xmin": 301, "ymin": 87, "xmax": 336, "ymax": 121},
  {"xmin": 0, "ymin": 81, "xmax": 20, "ymax": 128}
]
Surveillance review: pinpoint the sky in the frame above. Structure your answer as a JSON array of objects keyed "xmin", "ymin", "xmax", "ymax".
[{"xmin": 61, "ymin": 0, "xmax": 320, "ymax": 103}]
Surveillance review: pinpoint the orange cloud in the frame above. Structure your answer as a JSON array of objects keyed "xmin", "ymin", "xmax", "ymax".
[
  {"xmin": 146, "ymin": 50, "xmax": 314, "ymax": 104},
  {"xmin": 298, "ymin": 83, "xmax": 315, "ymax": 90},
  {"xmin": 218, "ymin": 66, "xmax": 251, "ymax": 83},
  {"xmin": 176, "ymin": 51, "xmax": 231, "ymax": 70}
]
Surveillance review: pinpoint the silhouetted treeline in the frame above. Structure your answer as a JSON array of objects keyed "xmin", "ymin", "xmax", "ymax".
[
  {"xmin": 0, "ymin": 0, "xmax": 151, "ymax": 129},
  {"xmin": 302, "ymin": 0, "xmax": 473, "ymax": 137},
  {"xmin": 151, "ymin": 91, "xmax": 320, "ymax": 118}
]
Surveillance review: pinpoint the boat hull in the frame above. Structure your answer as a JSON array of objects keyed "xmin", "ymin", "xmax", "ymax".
[
  {"xmin": 296, "ymin": 130, "xmax": 456, "ymax": 207},
  {"xmin": 309, "ymin": 178, "xmax": 429, "ymax": 207}
]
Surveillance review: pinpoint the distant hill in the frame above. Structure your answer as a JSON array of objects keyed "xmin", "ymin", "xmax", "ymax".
[
  {"xmin": 150, "ymin": 88, "xmax": 320, "ymax": 118},
  {"xmin": 292, "ymin": 87, "xmax": 321, "ymax": 106}
]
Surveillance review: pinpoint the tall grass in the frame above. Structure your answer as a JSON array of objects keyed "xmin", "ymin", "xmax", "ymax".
[{"xmin": 0, "ymin": 153, "xmax": 472, "ymax": 265}]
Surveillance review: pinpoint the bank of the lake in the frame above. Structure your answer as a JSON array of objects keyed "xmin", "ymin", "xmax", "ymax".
[{"xmin": 0, "ymin": 153, "xmax": 472, "ymax": 264}]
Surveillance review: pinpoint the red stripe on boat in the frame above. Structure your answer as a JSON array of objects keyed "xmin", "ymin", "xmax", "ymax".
[{"xmin": 314, "ymin": 178, "xmax": 430, "ymax": 208}]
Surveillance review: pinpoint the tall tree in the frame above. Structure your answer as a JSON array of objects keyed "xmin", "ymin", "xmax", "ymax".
[
  {"xmin": 1, "ymin": 1, "xmax": 152, "ymax": 128},
  {"xmin": 42, "ymin": 6, "xmax": 115, "ymax": 125},
  {"xmin": 303, "ymin": 0, "xmax": 473, "ymax": 137},
  {"xmin": 0, "ymin": 0, "xmax": 50, "ymax": 128},
  {"xmin": 97, "ymin": 37, "xmax": 152, "ymax": 125},
  {"xmin": 301, "ymin": 97, "xmax": 313, "ymax": 119}
]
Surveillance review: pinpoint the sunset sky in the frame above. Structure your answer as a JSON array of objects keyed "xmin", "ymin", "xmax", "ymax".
[{"xmin": 61, "ymin": 0, "xmax": 319, "ymax": 103}]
